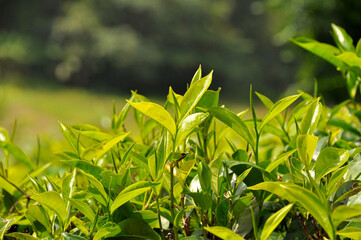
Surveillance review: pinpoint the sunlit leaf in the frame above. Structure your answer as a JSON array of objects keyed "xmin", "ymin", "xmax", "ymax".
[
  {"xmin": 300, "ymin": 99, "xmax": 322, "ymax": 135},
  {"xmin": 127, "ymin": 101, "xmax": 176, "ymax": 136},
  {"xmin": 111, "ymin": 181, "xmax": 159, "ymax": 213},
  {"xmin": 175, "ymin": 112, "xmax": 209, "ymax": 146},
  {"xmin": 331, "ymin": 23, "xmax": 355, "ymax": 52},
  {"xmin": 297, "ymin": 134, "xmax": 318, "ymax": 166},
  {"xmin": 259, "ymin": 93, "xmax": 302, "ymax": 133},
  {"xmin": 206, "ymin": 107, "xmax": 255, "ymax": 149},
  {"xmin": 332, "ymin": 204, "xmax": 361, "ymax": 228},
  {"xmin": 291, "ymin": 37, "xmax": 342, "ymax": 67},
  {"xmin": 180, "ymin": 71, "xmax": 213, "ymax": 121},
  {"xmin": 314, "ymin": 147, "xmax": 349, "ymax": 182},
  {"xmin": 31, "ymin": 191, "xmax": 67, "ymax": 224},
  {"xmin": 204, "ymin": 226, "xmax": 245, "ymax": 240}
]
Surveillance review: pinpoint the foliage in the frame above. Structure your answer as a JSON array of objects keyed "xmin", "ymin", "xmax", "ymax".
[{"xmin": 2, "ymin": 25, "xmax": 361, "ymax": 240}]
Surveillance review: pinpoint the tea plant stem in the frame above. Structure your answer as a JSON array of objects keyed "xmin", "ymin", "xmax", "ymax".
[
  {"xmin": 298, "ymin": 212, "xmax": 312, "ymax": 240},
  {"xmin": 0, "ymin": 175, "xmax": 30, "ymax": 198},
  {"xmin": 89, "ymin": 207, "xmax": 100, "ymax": 240},
  {"xmin": 169, "ymin": 164, "xmax": 178, "ymax": 240},
  {"xmin": 155, "ymin": 194, "xmax": 166, "ymax": 240}
]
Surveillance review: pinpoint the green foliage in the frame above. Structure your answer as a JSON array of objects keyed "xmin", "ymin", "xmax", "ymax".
[{"xmin": 2, "ymin": 27, "xmax": 361, "ymax": 240}]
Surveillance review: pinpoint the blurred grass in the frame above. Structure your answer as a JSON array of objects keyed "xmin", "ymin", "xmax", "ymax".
[{"xmin": 0, "ymin": 77, "xmax": 267, "ymax": 153}]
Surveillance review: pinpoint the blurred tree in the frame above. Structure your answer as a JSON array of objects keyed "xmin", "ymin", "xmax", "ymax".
[{"xmin": 0, "ymin": 0, "xmax": 360, "ymax": 101}]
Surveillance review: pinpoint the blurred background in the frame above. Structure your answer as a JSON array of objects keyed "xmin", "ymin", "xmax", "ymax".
[{"xmin": 0, "ymin": 0, "xmax": 361, "ymax": 146}]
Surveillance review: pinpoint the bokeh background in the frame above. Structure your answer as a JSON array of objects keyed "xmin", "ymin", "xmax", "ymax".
[{"xmin": 0, "ymin": 0, "xmax": 361, "ymax": 146}]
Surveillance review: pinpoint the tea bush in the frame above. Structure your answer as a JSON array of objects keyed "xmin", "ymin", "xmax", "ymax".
[{"xmin": 1, "ymin": 24, "xmax": 361, "ymax": 240}]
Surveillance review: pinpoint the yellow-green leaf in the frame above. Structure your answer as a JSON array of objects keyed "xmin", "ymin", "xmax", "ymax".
[
  {"xmin": 127, "ymin": 101, "xmax": 176, "ymax": 136},
  {"xmin": 261, "ymin": 203, "xmax": 294, "ymax": 240}
]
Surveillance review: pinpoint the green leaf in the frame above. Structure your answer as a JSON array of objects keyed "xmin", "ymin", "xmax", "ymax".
[
  {"xmin": 209, "ymin": 156, "xmax": 222, "ymax": 195},
  {"xmin": 67, "ymin": 198, "xmax": 95, "ymax": 222},
  {"xmin": 266, "ymin": 150, "xmax": 297, "ymax": 173},
  {"xmin": 127, "ymin": 101, "xmax": 176, "ymax": 137},
  {"xmin": 25, "ymin": 205, "xmax": 51, "ymax": 231},
  {"xmin": 248, "ymin": 182, "xmax": 334, "ymax": 238},
  {"xmin": 328, "ymin": 118, "xmax": 361, "ymax": 136},
  {"xmin": 337, "ymin": 227, "xmax": 361, "ymax": 239},
  {"xmin": 5, "ymin": 232, "xmax": 38, "ymax": 240},
  {"xmin": 261, "ymin": 203, "xmax": 294, "ymax": 240},
  {"xmin": 297, "ymin": 134, "xmax": 318, "ymax": 166},
  {"xmin": 332, "ymin": 204, "xmax": 361, "ymax": 228},
  {"xmin": 59, "ymin": 122, "xmax": 83, "ymax": 153},
  {"xmin": 180, "ymin": 71, "xmax": 213, "ymax": 120},
  {"xmin": 356, "ymin": 39, "xmax": 361, "ymax": 57},
  {"xmin": 62, "ymin": 160, "xmax": 103, "ymax": 180},
  {"xmin": 259, "ymin": 93, "xmax": 301, "ymax": 133},
  {"xmin": 300, "ymin": 99, "xmax": 322, "ymax": 135},
  {"xmin": 31, "ymin": 191, "xmax": 67, "ymax": 224},
  {"xmin": 204, "ymin": 226, "xmax": 245, "ymax": 240},
  {"xmin": 0, "ymin": 217, "xmax": 16, "ymax": 239},
  {"xmin": 83, "ymin": 173, "xmax": 108, "ymax": 206},
  {"xmin": 216, "ymin": 198, "xmax": 230, "ymax": 227},
  {"xmin": 117, "ymin": 218, "xmax": 161, "ymax": 240},
  {"xmin": 331, "ymin": 23, "xmax": 355, "ymax": 52},
  {"xmin": 82, "ymin": 132, "xmax": 130, "ymax": 161},
  {"xmin": 336, "ymin": 52, "xmax": 361, "ymax": 77},
  {"xmin": 314, "ymin": 147, "xmax": 349, "ymax": 182},
  {"xmin": 291, "ymin": 37, "xmax": 342, "ymax": 67},
  {"xmin": 0, "ymin": 141, "xmax": 33, "ymax": 169},
  {"xmin": 62, "ymin": 233, "xmax": 87, "ymax": 240},
  {"xmin": 196, "ymin": 89, "xmax": 220, "ymax": 109},
  {"xmin": 175, "ymin": 112, "xmax": 209, "ymax": 146},
  {"xmin": 191, "ymin": 64, "xmax": 202, "ymax": 84},
  {"xmin": 187, "ymin": 191, "xmax": 212, "ymax": 210},
  {"xmin": 93, "ymin": 223, "xmax": 121, "ymax": 240},
  {"xmin": 111, "ymin": 181, "xmax": 159, "ymax": 213},
  {"xmin": 198, "ymin": 162, "xmax": 212, "ymax": 193},
  {"xmin": 207, "ymin": 107, "xmax": 255, "ymax": 149},
  {"xmin": 137, "ymin": 210, "xmax": 160, "ymax": 228}
]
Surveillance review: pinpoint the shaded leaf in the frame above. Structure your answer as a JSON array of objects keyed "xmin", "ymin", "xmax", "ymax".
[
  {"xmin": 261, "ymin": 203, "xmax": 294, "ymax": 240},
  {"xmin": 248, "ymin": 182, "xmax": 333, "ymax": 238}
]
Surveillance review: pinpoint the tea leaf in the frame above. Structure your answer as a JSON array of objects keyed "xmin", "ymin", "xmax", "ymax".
[
  {"xmin": 62, "ymin": 233, "xmax": 87, "ymax": 240},
  {"xmin": 331, "ymin": 23, "xmax": 355, "ymax": 52},
  {"xmin": 0, "ymin": 141, "xmax": 33, "ymax": 169},
  {"xmin": 300, "ymin": 99, "xmax": 322, "ymax": 135},
  {"xmin": 332, "ymin": 204, "xmax": 361, "ymax": 228},
  {"xmin": 260, "ymin": 203, "xmax": 294, "ymax": 240},
  {"xmin": 337, "ymin": 227, "xmax": 361, "ymax": 239},
  {"xmin": 67, "ymin": 198, "xmax": 96, "ymax": 222},
  {"xmin": 180, "ymin": 71, "xmax": 213, "ymax": 121},
  {"xmin": 175, "ymin": 112, "xmax": 209, "ymax": 146},
  {"xmin": 336, "ymin": 52, "xmax": 361, "ymax": 77},
  {"xmin": 62, "ymin": 159, "xmax": 104, "ymax": 180},
  {"xmin": 111, "ymin": 181, "xmax": 159, "ymax": 213},
  {"xmin": 314, "ymin": 147, "xmax": 349, "ymax": 182},
  {"xmin": 291, "ymin": 37, "xmax": 342, "ymax": 67},
  {"xmin": 266, "ymin": 150, "xmax": 297, "ymax": 173},
  {"xmin": 297, "ymin": 134, "xmax": 318, "ymax": 166},
  {"xmin": 259, "ymin": 93, "xmax": 301, "ymax": 133},
  {"xmin": 249, "ymin": 182, "xmax": 334, "ymax": 238},
  {"xmin": 206, "ymin": 107, "xmax": 255, "ymax": 149},
  {"xmin": 204, "ymin": 226, "xmax": 245, "ymax": 240},
  {"xmin": 191, "ymin": 64, "xmax": 202, "ymax": 84},
  {"xmin": 31, "ymin": 191, "xmax": 67, "ymax": 224},
  {"xmin": 127, "ymin": 101, "xmax": 176, "ymax": 137}
]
